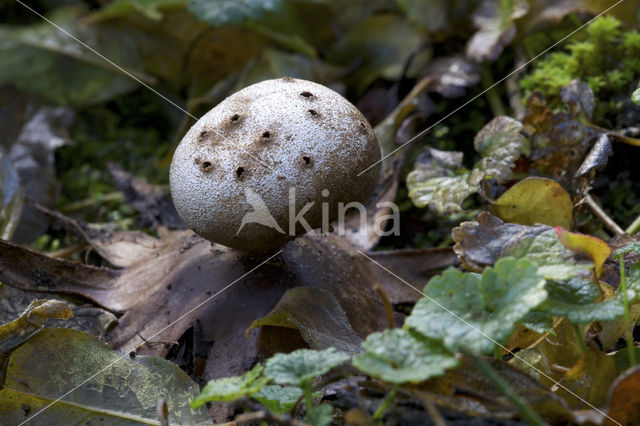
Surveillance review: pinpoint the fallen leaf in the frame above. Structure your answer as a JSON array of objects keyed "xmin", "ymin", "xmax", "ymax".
[
  {"xmin": 554, "ymin": 227, "xmax": 611, "ymax": 277},
  {"xmin": 603, "ymin": 364, "xmax": 640, "ymax": 426},
  {"xmin": 0, "ymin": 299, "xmax": 72, "ymax": 353},
  {"xmin": 0, "ymin": 7, "xmax": 146, "ymax": 106},
  {"xmin": 246, "ymin": 286, "xmax": 362, "ymax": 354},
  {"xmin": 0, "ymin": 327, "xmax": 210, "ymax": 424},
  {"xmin": 452, "ymin": 212, "xmax": 593, "ymax": 279},
  {"xmin": 491, "ymin": 177, "xmax": 573, "ymax": 228}
]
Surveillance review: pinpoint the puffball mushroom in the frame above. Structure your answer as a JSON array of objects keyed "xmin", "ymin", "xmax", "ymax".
[{"xmin": 170, "ymin": 77, "xmax": 381, "ymax": 252}]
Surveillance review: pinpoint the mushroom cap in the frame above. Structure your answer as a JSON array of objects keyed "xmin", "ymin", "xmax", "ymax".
[{"xmin": 170, "ymin": 77, "xmax": 381, "ymax": 252}]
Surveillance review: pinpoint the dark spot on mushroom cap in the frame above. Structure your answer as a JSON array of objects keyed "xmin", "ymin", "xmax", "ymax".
[
  {"xmin": 300, "ymin": 156, "xmax": 312, "ymax": 168},
  {"xmin": 198, "ymin": 130, "xmax": 209, "ymax": 142},
  {"xmin": 231, "ymin": 114, "xmax": 240, "ymax": 122},
  {"xmin": 201, "ymin": 161, "xmax": 213, "ymax": 173},
  {"xmin": 300, "ymin": 91, "xmax": 313, "ymax": 98},
  {"xmin": 262, "ymin": 131, "xmax": 270, "ymax": 138},
  {"xmin": 308, "ymin": 109, "xmax": 318, "ymax": 116},
  {"xmin": 303, "ymin": 156, "xmax": 311, "ymax": 164},
  {"xmin": 236, "ymin": 167, "xmax": 245, "ymax": 179}
]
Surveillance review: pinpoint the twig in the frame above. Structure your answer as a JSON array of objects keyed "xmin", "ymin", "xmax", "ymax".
[
  {"xmin": 584, "ymin": 194, "xmax": 624, "ymax": 235},
  {"xmin": 374, "ymin": 285, "xmax": 395, "ymax": 329},
  {"xmin": 46, "ymin": 242, "xmax": 88, "ymax": 259}
]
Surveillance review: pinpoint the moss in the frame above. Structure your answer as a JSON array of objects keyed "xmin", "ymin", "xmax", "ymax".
[{"xmin": 521, "ymin": 16, "xmax": 640, "ymax": 126}]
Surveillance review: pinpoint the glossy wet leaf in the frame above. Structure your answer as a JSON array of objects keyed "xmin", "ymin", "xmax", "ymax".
[
  {"xmin": 252, "ymin": 385, "xmax": 304, "ymax": 414},
  {"xmin": 452, "ymin": 212, "xmax": 593, "ymax": 279},
  {"xmin": 406, "ymin": 257, "xmax": 547, "ymax": 355},
  {"xmin": 190, "ymin": 365, "xmax": 268, "ymax": 408},
  {"xmin": 491, "ymin": 177, "xmax": 572, "ymax": 228},
  {"xmin": 542, "ymin": 278, "xmax": 624, "ymax": 324},
  {"xmin": 264, "ymin": 348, "xmax": 350, "ymax": 387},
  {"xmin": 555, "ymin": 227, "xmax": 611, "ymax": 277},
  {"xmin": 408, "ymin": 117, "xmax": 525, "ymax": 214},
  {"xmin": 188, "ymin": 0, "xmax": 283, "ymax": 27},
  {"xmin": 0, "ymin": 328, "xmax": 210, "ymax": 424},
  {"xmin": 352, "ymin": 329, "xmax": 458, "ymax": 384},
  {"xmin": 0, "ymin": 8, "xmax": 143, "ymax": 106}
]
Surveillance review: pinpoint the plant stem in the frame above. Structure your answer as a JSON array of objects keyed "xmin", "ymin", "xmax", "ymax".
[
  {"xmin": 572, "ymin": 323, "xmax": 587, "ymax": 352},
  {"xmin": 468, "ymin": 354, "xmax": 547, "ymax": 426},
  {"xmin": 373, "ymin": 384, "xmax": 398, "ymax": 421},
  {"xmin": 626, "ymin": 213, "xmax": 640, "ymax": 235},
  {"xmin": 482, "ymin": 66, "xmax": 507, "ymax": 117},
  {"xmin": 616, "ymin": 254, "xmax": 637, "ymax": 367},
  {"xmin": 303, "ymin": 380, "xmax": 314, "ymax": 414},
  {"xmin": 494, "ymin": 345, "xmax": 503, "ymax": 360}
]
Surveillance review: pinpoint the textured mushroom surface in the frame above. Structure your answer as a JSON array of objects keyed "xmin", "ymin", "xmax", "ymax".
[{"xmin": 170, "ymin": 77, "xmax": 381, "ymax": 252}]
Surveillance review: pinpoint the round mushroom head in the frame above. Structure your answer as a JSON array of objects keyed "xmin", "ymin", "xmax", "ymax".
[{"xmin": 170, "ymin": 77, "xmax": 382, "ymax": 252}]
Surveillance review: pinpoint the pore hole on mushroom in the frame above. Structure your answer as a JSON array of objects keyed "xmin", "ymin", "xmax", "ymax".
[
  {"xmin": 230, "ymin": 114, "xmax": 240, "ymax": 122},
  {"xmin": 308, "ymin": 109, "xmax": 317, "ymax": 116},
  {"xmin": 300, "ymin": 91, "xmax": 313, "ymax": 98},
  {"xmin": 201, "ymin": 161, "xmax": 213, "ymax": 172},
  {"xmin": 236, "ymin": 167, "xmax": 245, "ymax": 178},
  {"xmin": 262, "ymin": 131, "xmax": 270, "ymax": 138},
  {"xmin": 302, "ymin": 156, "xmax": 311, "ymax": 165}
]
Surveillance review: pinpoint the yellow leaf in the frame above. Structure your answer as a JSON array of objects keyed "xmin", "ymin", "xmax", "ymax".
[
  {"xmin": 554, "ymin": 227, "xmax": 611, "ymax": 277},
  {"xmin": 491, "ymin": 177, "xmax": 572, "ymax": 228}
]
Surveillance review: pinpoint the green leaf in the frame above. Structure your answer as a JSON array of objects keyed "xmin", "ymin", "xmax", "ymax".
[
  {"xmin": 352, "ymin": 329, "xmax": 458, "ymax": 384},
  {"xmin": 406, "ymin": 257, "xmax": 547, "ymax": 355},
  {"xmin": 520, "ymin": 311, "xmax": 555, "ymax": 334},
  {"xmin": 191, "ymin": 364, "xmax": 269, "ymax": 408},
  {"xmin": 0, "ymin": 328, "xmax": 210, "ymax": 424},
  {"xmin": 0, "ymin": 7, "xmax": 145, "ymax": 106},
  {"xmin": 542, "ymin": 278, "xmax": 624, "ymax": 324},
  {"xmin": 408, "ymin": 117, "xmax": 525, "ymax": 214},
  {"xmin": 264, "ymin": 348, "xmax": 349, "ymax": 387},
  {"xmin": 188, "ymin": 0, "xmax": 283, "ymax": 27},
  {"xmin": 304, "ymin": 403, "xmax": 333, "ymax": 426},
  {"xmin": 252, "ymin": 385, "xmax": 304, "ymax": 414},
  {"xmin": 613, "ymin": 242, "xmax": 640, "ymax": 258}
]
